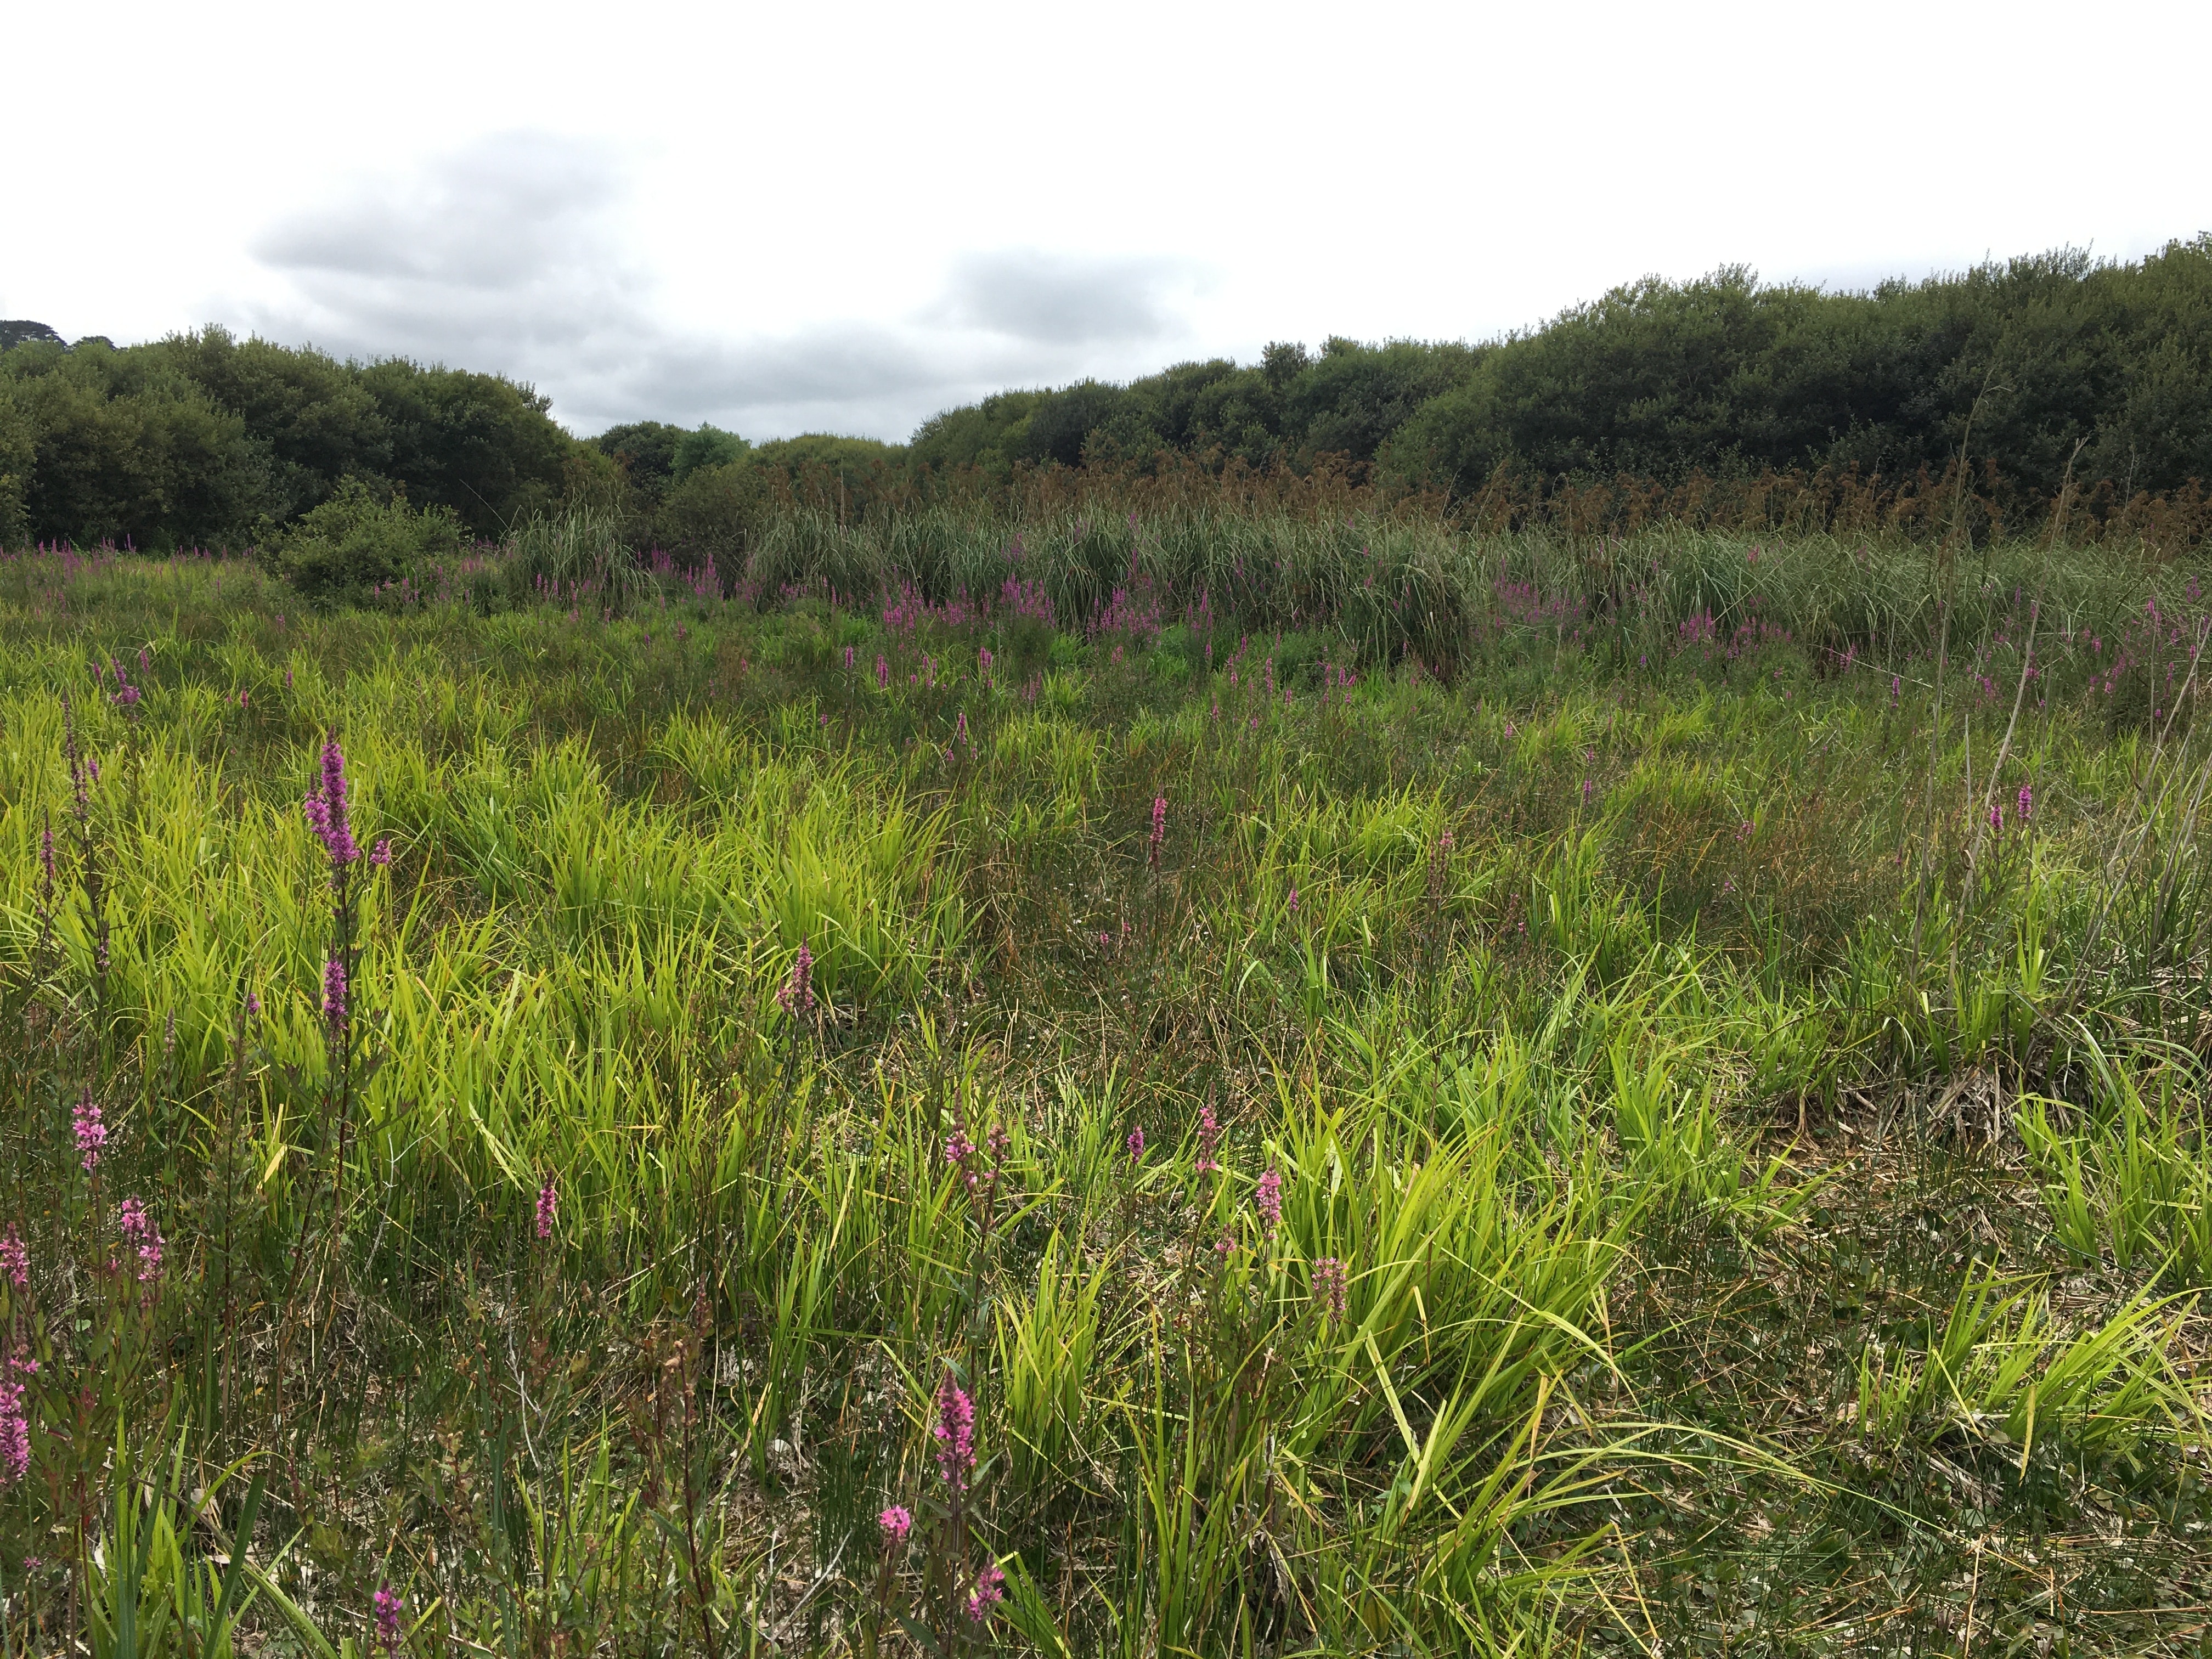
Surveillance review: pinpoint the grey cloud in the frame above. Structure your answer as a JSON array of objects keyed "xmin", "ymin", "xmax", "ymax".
[
  {"xmin": 240, "ymin": 136, "xmax": 1204, "ymax": 439},
  {"xmin": 933, "ymin": 249, "xmax": 1203, "ymax": 345},
  {"xmin": 253, "ymin": 133, "xmax": 628, "ymax": 289}
]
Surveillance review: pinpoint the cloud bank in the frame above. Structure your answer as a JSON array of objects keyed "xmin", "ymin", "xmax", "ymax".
[{"xmin": 243, "ymin": 134, "xmax": 1209, "ymax": 440}]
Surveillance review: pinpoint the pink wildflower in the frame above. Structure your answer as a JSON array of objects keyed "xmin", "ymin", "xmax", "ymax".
[
  {"xmin": 933, "ymin": 1369, "xmax": 976, "ymax": 1492},
  {"xmin": 965, "ymin": 1561, "xmax": 1006, "ymax": 1623},
  {"xmin": 535, "ymin": 1175, "xmax": 558, "ymax": 1240},
  {"xmin": 323, "ymin": 957, "xmax": 349, "ymax": 1029},
  {"xmin": 372, "ymin": 1586, "xmax": 402, "ymax": 1653},
  {"xmin": 1256, "ymin": 1168, "xmax": 1283, "ymax": 1234},
  {"xmin": 2017, "ymin": 784, "xmax": 2033, "ymax": 822},
  {"xmin": 1312, "ymin": 1256, "xmax": 1347, "ymax": 1321},
  {"xmin": 0, "ymin": 1356, "xmax": 31, "ymax": 1483},
  {"xmin": 878, "ymin": 1504, "xmax": 912, "ymax": 1542},
  {"xmin": 1195, "ymin": 1104, "xmax": 1223, "ymax": 1176},
  {"xmin": 72, "ymin": 1089, "xmax": 105, "ymax": 1173},
  {"xmin": 301, "ymin": 731, "xmax": 359, "ymax": 872},
  {"xmin": 118, "ymin": 1199, "xmax": 163, "ymax": 1283},
  {"xmin": 369, "ymin": 837, "xmax": 393, "ymax": 868},
  {"xmin": 776, "ymin": 940, "xmax": 815, "ymax": 1017},
  {"xmin": 0, "ymin": 1226, "xmax": 25, "ymax": 1290},
  {"xmin": 1127, "ymin": 1125, "xmax": 1145, "ymax": 1161}
]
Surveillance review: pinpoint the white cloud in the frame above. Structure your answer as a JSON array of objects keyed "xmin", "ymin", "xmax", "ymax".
[{"xmin": 238, "ymin": 134, "xmax": 1210, "ymax": 438}]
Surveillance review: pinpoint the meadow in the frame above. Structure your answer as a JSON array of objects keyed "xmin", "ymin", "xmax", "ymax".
[{"xmin": 1, "ymin": 508, "xmax": 2210, "ymax": 1657}]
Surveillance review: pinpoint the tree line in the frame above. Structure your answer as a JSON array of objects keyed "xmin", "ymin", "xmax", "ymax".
[{"xmin": 5, "ymin": 235, "xmax": 2210, "ymax": 554}]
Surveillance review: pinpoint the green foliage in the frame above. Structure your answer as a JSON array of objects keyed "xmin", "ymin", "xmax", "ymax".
[
  {"xmin": 651, "ymin": 459, "xmax": 768, "ymax": 566},
  {"xmin": 668, "ymin": 422, "xmax": 749, "ymax": 482},
  {"xmin": 8, "ymin": 506, "xmax": 2212, "ymax": 1656},
  {"xmin": 591, "ymin": 419, "xmax": 686, "ymax": 489},
  {"xmin": 1384, "ymin": 239, "xmax": 2212, "ymax": 498},
  {"xmin": 144, "ymin": 326, "xmax": 388, "ymax": 518},
  {"xmin": 0, "ymin": 331, "xmax": 569, "ymax": 549},
  {"xmin": 0, "ymin": 338, "xmax": 270, "ymax": 549},
  {"xmin": 356, "ymin": 359, "xmax": 568, "ymax": 536},
  {"xmin": 269, "ymin": 476, "xmax": 468, "ymax": 604}
]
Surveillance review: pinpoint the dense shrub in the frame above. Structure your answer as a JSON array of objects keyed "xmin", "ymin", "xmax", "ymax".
[
  {"xmin": 653, "ymin": 458, "xmax": 769, "ymax": 566},
  {"xmin": 269, "ymin": 477, "xmax": 469, "ymax": 604}
]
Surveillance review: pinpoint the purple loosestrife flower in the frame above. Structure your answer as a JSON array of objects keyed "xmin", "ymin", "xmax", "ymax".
[
  {"xmin": 776, "ymin": 940, "xmax": 815, "ymax": 1016},
  {"xmin": 370, "ymin": 837, "xmax": 393, "ymax": 868},
  {"xmin": 1285, "ymin": 886, "xmax": 1299, "ymax": 917},
  {"xmin": 933, "ymin": 1369, "xmax": 976, "ymax": 1492},
  {"xmin": 324, "ymin": 957, "xmax": 349, "ymax": 1030},
  {"xmin": 245, "ymin": 991, "xmax": 261, "ymax": 1017},
  {"xmin": 302, "ymin": 732, "xmax": 359, "ymax": 873},
  {"xmin": 0, "ymin": 1226, "xmax": 24, "ymax": 1290},
  {"xmin": 876, "ymin": 655, "xmax": 889, "ymax": 689},
  {"xmin": 1126, "ymin": 1126, "xmax": 1145, "ymax": 1161},
  {"xmin": 1255, "ymin": 1168, "xmax": 1283, "ymax": 1235},
  {"xmin": 945, "ymin": 1125, "xmax": 976, "ymax": 1186},
  {"xmin": 72, "ymin": 1089, "xmax": 105, "ymax": 1173},
  {"xmin": 1312, "ymin": 1256, "xmax": 1347, "ymax": 1321},
  {"xmin": 1195, "ymin": 1104, "xmax": 1223, "ymax": 1176},
  {"xmin": 118, "ymin": 1199, "xmax": 163, "ymax": 1283},
  {"xmin": 965, "ymin": 1562, "xmax": 1006, "ymax": 1623},
  {"xmin": 2018, "ymin": 785, "xmax": 2033, "ymax": 822},
  {"xmin": 0, "ymin": 1357, "xmax": 31, "ymax": 1483},
  {"xmin": 877, "ymin": 1505, "xmax": 912, "ymax": 1542},
  {"xmin": 536, "ymin": 1175, "xmax": 558, "ymax": 1240},
  {"xmin": 1148, "ymin": 794, "xmax": 1167, "ymax": 866},
  {"xmin": 372, "ymin": 1586, "xmax": 403, "ymax": 1653}
]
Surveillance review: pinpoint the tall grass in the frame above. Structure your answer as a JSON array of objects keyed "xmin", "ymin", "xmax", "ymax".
[{"xmin": 0, "ymin": 525, "xmax": 2205, "ymax": 1655}]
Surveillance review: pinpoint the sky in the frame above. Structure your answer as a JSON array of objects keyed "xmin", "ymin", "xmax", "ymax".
[{"xmin": 10, "ymin": 0, "xmax": 2209, "ymax": 443}]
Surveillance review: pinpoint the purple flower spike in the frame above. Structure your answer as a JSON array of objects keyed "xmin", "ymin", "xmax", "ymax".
[
  {"xmin": 119, "ymin": 1199, "xmax": 164, "ymax": 1283},
  {"xmin": 776, "ymin": 939, "xmax": 815, "ymax": 1016},
  {"xmin": 372, "ymin": 1586, "xmax": 403, "ymax": 1653},
  {"xmin": 933, "ymin": 1369, "xmax": 976, "ymax": 1492},
  {"xmin": 1256, "ymin": 1168, "xmax": 1283, "ymax": 1235},
  {"xmin": 303, "ymin": 732, "xmax": 360, "ymax": 874},
  {"xmin": 72, "ymin": 1090, "xmax": 106, "ymax": 1173},
  {"xmin": 323, "ymin": 957, "xmax": 349, "ymax": 1028},
  {"xmin": 1195, "ymin": 1103, "xmax": 1223, "ymax": 1176},
  {"xmin": 0, "ymin": 1359, "xmax": 30, "ymax": 1484},
  {"xmin": 535, "ymin": 1174, "xmax": 558, "ymax": 1240},
  {"xmin": 965, "ymin": 1561, "xmax": 1006, "ymax": 1623},
  {"xmin": 878, "ymin": 1504, "xmax": 912, "ymax": 1541},
  {"xmin": 1313, "ymin": 1255, "xmax": 1347, "ymax": 1321}
]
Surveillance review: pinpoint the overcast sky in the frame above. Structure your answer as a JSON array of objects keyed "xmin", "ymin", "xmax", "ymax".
[{"xmin": 11, "ymin": 0, "xmax": 2208, "ymax": 442}]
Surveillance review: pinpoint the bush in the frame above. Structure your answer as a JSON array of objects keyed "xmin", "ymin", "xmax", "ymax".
[
  {"xmin": 670, "ymin": 424, "xmax": 749, "ymax": 482},
  {"xmin": 271, "ymin": 477, "xmax": 469, "ymax": 605},
  {"xmin": 653, "ymin": 459, "xmax": 769, "ymax": 569}
]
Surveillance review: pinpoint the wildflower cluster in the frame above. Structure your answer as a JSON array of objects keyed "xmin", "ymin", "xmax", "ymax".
[
  {"xmin": 933, "ymin": 1369, "xmax": 975, "ymax": 1492},
  {"xmin": 776, "ymin": 939, "xmax": 815, "ymax": 1017},
  {"xmin": 72, "ymin": 1089, "xmax": 106, "ymax": 1173},
  {"xmin": 1195, "ymin": 1103, "xmax": 1224, "ymax": 1176},
  {"xmin": 117, "ymin": 1199, "xmax": 165, "ymax": 1283},
  {"xmin": 1256, "ymin": 1168, "xmax": 1284, "ymax": 1235}
]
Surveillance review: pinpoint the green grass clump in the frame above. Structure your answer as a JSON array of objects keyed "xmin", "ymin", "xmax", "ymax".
[{"xmin": 0, "ymin": 523, "xmax": 2208, "ymax": 1657}]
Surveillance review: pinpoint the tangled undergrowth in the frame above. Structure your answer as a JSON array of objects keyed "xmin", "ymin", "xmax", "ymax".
[{"xmin": 1, "ymin": 523, "xmax": 2209, "ymax": 1657}]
